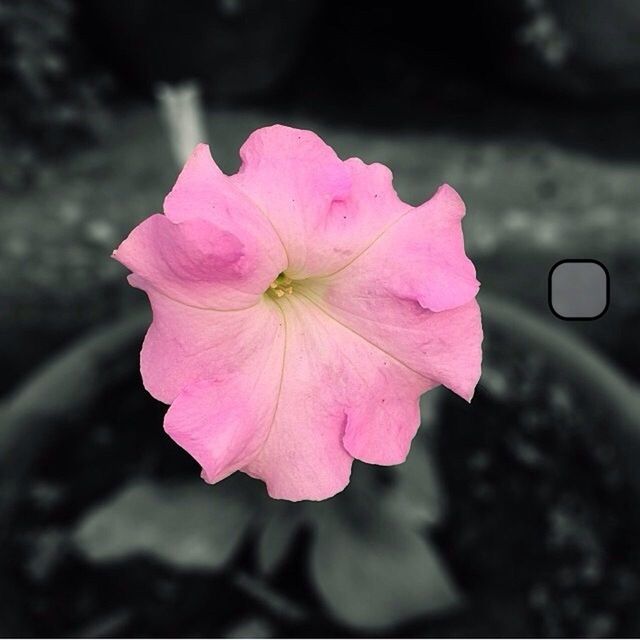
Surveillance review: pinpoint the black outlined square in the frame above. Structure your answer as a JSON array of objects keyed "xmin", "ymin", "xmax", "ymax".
[{"xmin": 549, "ymin": 260, "xmax": 609, "ymax": 321}]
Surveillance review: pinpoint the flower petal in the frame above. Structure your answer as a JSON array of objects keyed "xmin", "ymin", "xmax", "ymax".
[
  {"xmin": 130, "ymin": 275, "xmax": 284, "ymax": 405},
  {"xmin": 306, "ymin": 184, "xmax": 482, "ymax": 401},
  {"xmin": 305, "ymin": 157, "xmax": 410, "ymax": 277},
  {"xmin": 231, "ymin": 125, "xmax": 352, "ymax": 277},
  {"xmin": 234, "ymin": 127, "xmax": 466, "ymax": 280},
  {"xmin": 242, "ymin": 294, "xmax": 430, "ymax": 500},
  {"xmin": 342, "ymin": 369, "xmax": 436, "ymax": 466},
  {"xmin": 159, "ymin": 299, "xmax": 286, "ymax": 484},
  {"xmin": 114, "ymin": 144, "xmax": 287, "ymax": 309},
  {"xmin": 113, "ymin": 213, "xmax": 281, "ymax": 310},
  {"xmin": 164, "ymin": 144, "xmax": 287, "ymax": 273},
  {"xmin": 165, "ymin": 376, "xmax": 275, "ymax": 486}
]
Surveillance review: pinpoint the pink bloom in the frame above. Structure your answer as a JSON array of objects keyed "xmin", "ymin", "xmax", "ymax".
[{"xmin": 113, "ymin": 126, "xmax": 482, "ymax": 501}]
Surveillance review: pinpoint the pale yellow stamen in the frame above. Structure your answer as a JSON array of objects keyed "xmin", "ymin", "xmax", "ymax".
[{"xmin": 267, "ymin": 274, "xmax": 294, "ymax": 299}]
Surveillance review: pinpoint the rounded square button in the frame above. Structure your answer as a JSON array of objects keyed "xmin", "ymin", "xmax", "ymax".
[{"xmin": 549, "ymin": 260, "xmax": 609, "ymax": 320}]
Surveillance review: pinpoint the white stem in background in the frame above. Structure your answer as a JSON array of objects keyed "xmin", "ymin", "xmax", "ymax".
[{"xmin": 156, "ymin": 81, "xmax": 207, "ymax": 166}]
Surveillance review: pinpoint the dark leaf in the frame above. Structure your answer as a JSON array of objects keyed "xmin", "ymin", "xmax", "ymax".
[
  {"xmin": 385, "ymin": 439, "xmax": 445, "ymax": 527},
  {"xmin": 257, "ymin": 503, "xmax": 305, "ymax": 575},
  {"xmin": 223, "ymin": 616, "xmax": 273, "ymax": 638}
]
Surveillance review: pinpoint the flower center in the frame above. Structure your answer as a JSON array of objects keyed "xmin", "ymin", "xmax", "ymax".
[{"xmin": 266, "ymin": 273, "xmax": 295, "ymax": 299}]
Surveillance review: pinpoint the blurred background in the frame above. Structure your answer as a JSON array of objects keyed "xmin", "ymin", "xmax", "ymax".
[{"xmin": 1, "ymin": 0, "xmax": 640, "ymax": 636}]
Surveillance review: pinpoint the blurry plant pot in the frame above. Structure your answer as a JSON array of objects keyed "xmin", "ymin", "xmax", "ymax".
[{"xmin": 1, "ymin": 293, "xmax": 639, "ymax": 635}]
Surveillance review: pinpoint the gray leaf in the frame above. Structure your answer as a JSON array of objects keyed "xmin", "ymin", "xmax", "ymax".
[
  {"xmin": 73, "ymin": 478, "xmax": 253, "ymax": 571},
  {"xmin": 310, "ymin": 511, "xmax": 461, "ymax": 630}
]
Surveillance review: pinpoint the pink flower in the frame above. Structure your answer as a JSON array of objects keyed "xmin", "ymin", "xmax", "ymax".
[{"xmin": 113, "ymin": 125, "xmax": 482, "ymax": 501}]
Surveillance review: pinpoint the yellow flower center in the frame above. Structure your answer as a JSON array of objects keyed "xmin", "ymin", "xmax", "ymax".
[{"xmin": 266, "ymin": 273, "xmax": 294, "ymax": 299}]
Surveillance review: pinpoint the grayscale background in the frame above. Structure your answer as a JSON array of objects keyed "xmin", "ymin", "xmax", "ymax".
[{"xmin": 1, "ymin": 0, "xmax": 640, "ymax": 637}]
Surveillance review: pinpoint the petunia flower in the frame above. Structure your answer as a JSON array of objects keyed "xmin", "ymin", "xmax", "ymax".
[{"xmin": 112, "ymin": 125, "xmax": 482, "ymax": 501}]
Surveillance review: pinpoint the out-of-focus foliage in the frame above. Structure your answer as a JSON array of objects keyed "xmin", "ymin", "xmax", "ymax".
[
  {"xmin": 72, "ymin": 419, "xmax": 461, "ymax": 632},
  {"xmin": 73, "ymin": 478, "xmax": 255, "ymax": 571},
  {"xmin": 308, "ymin": 464, "xmax": 459, "ymax": 629},
  {"xmin": 515, "ymin": 0, "xmax": 640, "ymax": 95},
  {"xmin": 0, "ymin": 0, "xmax": 108, "ymax": 189},
  {"xmin": 78, "ymin": 0, "xmax": 317, "ymax": 98},
  {"xmin": 256, "ymin": 502, "xmax": 305, "ymax": 576}
]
